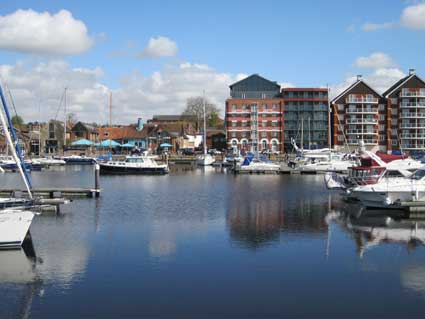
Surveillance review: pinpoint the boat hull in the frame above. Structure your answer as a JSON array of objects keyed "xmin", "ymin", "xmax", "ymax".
[
  {"xmin": 99, "ymin": 163, "xmax": 168, "ymax": 175},
  {"xmin": 0, "ymin": 210, "xmax": 34, "ymax": 248}
]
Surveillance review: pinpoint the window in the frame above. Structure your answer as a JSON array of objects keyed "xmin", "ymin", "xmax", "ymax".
[
  {"xmin": 392, "ymin": 140, "xmax": 397, "ymax": 146},
  {"xmin": 271, "ymin": 121, "xmax": 278, "ymax": 127},
  {"xmin": 261, "ymin": 140, "xmax": 267, "ymax": 150},
  {"xmin": 379, "ymin": 104, "xmax": 385, "ymax": 111},
  {"xmin": 391, "ymin": 98, "xmax": 398, "ymax": 105},
  {"xmin": 231, "ymin": 132, "xmax": 236, "ymax": 138},
  {"xmin": 338, "ymin": 124, "xmax": 344, "ymax": 131},
  {"xmin": 262, "ymin": 120, "xmax": 267, "ymax": 127},
  {"xmin": 338, "ymin": 135, "xmax": 344, "ymax": 141},
  {"xmin": 338, "ymin": 115, "xmax": 344, "ymax": 121},
  {"xmin": 272, "ymin": 104, "xmax": 277, "ymax": 109},
  {"xmin": 391, "ymin": 129, "xmax": 397, "ymax": 136},
  {"xmin": 242, "ymin": 104, "xmax": 247, "ymax": 110},
  {"xmin": 379, "ymin": 115, "xmax": 385, "ymax": 121},
  {"xmin": 379, "ymin": 125, "xmax": 385, "ymax": 131},
  {"xmin": 262, "ymin": 103, "xmax": 267, "ymax": 109},
  {"xmin": 272, "ymin": 132, "xmax": 278, "ymax": 137},
  {"xmin": 231, "ymin": 121, "xmax": 237, "ymax": 127},
  {"xmin": 338, "ymin": 104, "xmax": 344, "ymax": 111},
  {"xmin": 261, "ymin": 131, "xmax": 267, "ymax": 138},
  {"xmin": 242, "ymin": 132, "xmax": 247, "ymax": 138},
  {"xmin": 392, "ymin": 119, "xmax": 398, "ymax": 125},
  {"xmin": 379, "ymin": 135, "xmax": 385, "ymax": 141},
  {"xmin": 232, "ymin": 104, "xmax": 236, "ymax": 111},
  {"xmin": 391, "ymin": 109, "xmax": 398, "ymax": 115}
]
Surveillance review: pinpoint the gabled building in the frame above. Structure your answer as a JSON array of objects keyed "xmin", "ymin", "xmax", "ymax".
[
  {"xmin": 383, "ymin": 69, "xmax": 425, "ymax": 152},
  {"xmin": 330, "ymin": 76, "xmax": 385, "ymax": 151},
  {"xmin": 225, "ymin": 74, "xmax": 284, "ymax": 153},
  {"xmin": 70, "ymin": 122, "xmax": 99, "ymax": 142},
  {"xmin": 96, "ymin": 119, "xmax": 147, "ymax": 149}
]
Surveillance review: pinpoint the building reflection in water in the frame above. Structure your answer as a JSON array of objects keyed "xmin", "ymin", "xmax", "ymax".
[{"xmin": 227, "ymin": 194, "xmax": 338, "ymax": 249}]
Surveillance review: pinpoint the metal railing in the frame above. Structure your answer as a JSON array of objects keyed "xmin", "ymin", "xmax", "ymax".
[
  {"xmin": 346, "ymin": 118, "xmax": 378, "ymax": 124},
  {"xmin": 346, "ymin": 97, "xmax": 379, "ymax": 103}
]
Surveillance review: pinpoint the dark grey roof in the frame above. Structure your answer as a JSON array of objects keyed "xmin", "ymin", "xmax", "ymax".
[{"xmin": 229, "ymin": 74, "xmax": 280, "ymax": 90}]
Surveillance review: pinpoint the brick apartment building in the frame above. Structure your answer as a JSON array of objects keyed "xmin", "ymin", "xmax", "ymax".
[
  {"xmin": 225, "ymin": 74, "xmax": 284, "ymax": 153},
  {"xmin": 282, "ymin": 88, "xmax": 329, "ymax": 150},
  {"xmin": 331, "ymin": 69, "xmax": 425, "ymax": 153}
]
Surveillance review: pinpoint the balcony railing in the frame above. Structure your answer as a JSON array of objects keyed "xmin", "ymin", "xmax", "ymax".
[
  {"xmin": 400, "ymin": 91, "xmax": 425, "ymax": 98},
  {"xmin": 400, "ymin": 112, "xmax": 425, "ymax": 118},
  {"xmin": 346, "ymin": 118, "xmax": 378, "ymax": 124},
  {"xmin": 400, "ymin": 134, "xmax": 425, "ymax": 139},
  {"xmin": 400, "ymin": 123, "xmax": 425, "ymax": 129},
  {"xmin": 347, "ymin": 139, "xmax": 378, "ymax": 145},
  {"xmin": 400, "ymin": 144, "xmax": 425, "ymax": 150},
  {"xmin": 346, "ymin": 130, "xmax": 378, "ymax": 135},
  {"xmin": 227, "ymin": 110, "xmax": 251, "ymax": 114},
  {"xmin": 346, "ymin": 97, "xmax": 379, "ymax": 104},
  {"xmin": 400, "ymin": 102, "xmax": 425, "ymax": 108},
  {"xmin": 346, "ymin": 108, "xmax": 378, "ymax": 114}
]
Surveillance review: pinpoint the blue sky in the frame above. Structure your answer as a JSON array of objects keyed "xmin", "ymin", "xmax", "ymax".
[{"xmin": 0, "ymin": 0, "xmax": 424, "ymax": 123}]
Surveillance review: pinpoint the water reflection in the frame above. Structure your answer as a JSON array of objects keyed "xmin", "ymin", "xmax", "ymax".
[{"xmin": 327, "ymin": 206, "xmax": 425, "ymax": 257}]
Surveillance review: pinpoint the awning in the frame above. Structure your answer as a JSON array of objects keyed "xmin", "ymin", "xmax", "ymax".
[
  {"xmin": 71, "ymin": 138, "xmax": 94, "ymax": 146},
  {"xmin": 95, "ymin": 139, "xmax": 121, "ymax": 147},
  {"xmin": 121, "ymin": 143, "xmax": 135, "ymax": 148},
  {"xmin": 160, "ymin": 143, "xmax": 172, "ymax": 147}
]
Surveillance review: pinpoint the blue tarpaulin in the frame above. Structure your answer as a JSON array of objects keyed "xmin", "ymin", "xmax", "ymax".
[
  {"xmin": 121, "ymin": 143, "xmax": 135, "ymax": 148},
  {"xmin": 160, "ymin": 143, "xmax": 172, "ymax": 147}
]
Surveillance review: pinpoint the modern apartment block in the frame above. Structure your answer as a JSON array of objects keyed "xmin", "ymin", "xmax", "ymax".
[
  {"xmin": 282, "ymin": 88, "xmax": 329, "ymax": 151},
  {"xmin": 383, "ymin": 70, "xmax": 425, "ymax": 152},
  {"xmin": 331, "ymin": 70, "xmax": 425, "ymax": 153},
  {"xmin": 225, "ymin": 74, "xmax": 284, "ymax": 152}
]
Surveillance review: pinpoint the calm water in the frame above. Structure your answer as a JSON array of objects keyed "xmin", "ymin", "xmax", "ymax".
[{"xmin": 2, "ymin": 166, "xmax": 425, "ymax": 318}]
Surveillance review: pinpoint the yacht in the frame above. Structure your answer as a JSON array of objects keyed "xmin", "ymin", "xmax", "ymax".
[
  {"xmin": 32, "ymin": 157, "xmax": 66, "ymax": 166},
  {"xmin": 62, "ymin": 155, "xmax": 96, "ymax": 165},
  {"xmin": 0, "ymin": 209, "xmax": 35, "ymax": 248},
  {"xmin": 351, "ymin": 168, "xmax": 425, "ymax": 209},
  {"xmin": 238, "ymin": 156, "xmax": 280, "ymax": 172},
  {"xmin": 297, "ymin": 153, "xmax": 356, "ymax": 174},
  {"xmin": 196, "ymin": 92, "xmax": 215, "ymax": 166},
  {"xmin": 99, "ymin": 155, "xmax": 169, "ymax": 174}
]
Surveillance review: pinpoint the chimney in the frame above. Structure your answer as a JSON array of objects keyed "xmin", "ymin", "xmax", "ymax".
[
  {"xmin": 357, "ymin": 75, "xmax": 362, "ymax": 81},
  {"xmin": 137, "ymin": 118, "xmax": 143, "ymax": 131},
  {"xmin": 409, "ymin": 68, "xmax": 416, "ymax": 75}
]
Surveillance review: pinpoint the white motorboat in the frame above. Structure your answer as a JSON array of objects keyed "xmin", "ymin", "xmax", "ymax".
[
  {"xmin": 0, "ymin": 209, "xmax": 34, "ymax": 248},
  {"xmin": 224, "ymin": 154, "xmax": 243, "ymax": 164},
  {"xmin": 352, "ymin": 169, "xmax": 425, "ymax": 208},
  {"xmin": 99, "ymin": 155, "xmax": 169, "ymax": 174},
  {"xmin": 298, "ymin": 154, "xmax": 356, "ymax": 174},
  {"xmin": 32, "ymin": 157, "xmax": 66, "ymax": 166},
  {"xmin": 238, "ymin": 157, "xmax": 280, "ymax": 172},
  {"xmin": 196, "ymin": 153, "xmax": 215, "ymax": 166}
]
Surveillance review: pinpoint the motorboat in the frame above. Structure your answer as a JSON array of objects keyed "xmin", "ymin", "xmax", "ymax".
[
  {"xmin": 297, "ymin": 153, "xmax": 356, "ymax": 174},
  {"xmin": 0, "ymin": 209, "xmax": 34, "ymax": 248},
  {"xmin": 99, "ymin": 155, "xmax": 169, "ymax": 174},
  {"xmin": 224, "ymin": 154, "xmax": 244, "ymax": 165},
  {"xmin": 32, "ymin": 157, "xmax": 66, "ymax": 166},
  {"xmin": 351, "ymin": 169, "xmax": 425, "ymax": 209},
  {"xmin": 0, "ymin": 155, "xmax": 32, "ymax": 171},
  {"xmin": 238, "ymin": 156, "xmax": 280, "ymax": 172},
  {"xmin": 196, "ymin": 153, "xmax": 215, "ymax": 166},
  {"xmin": 62, "ymin": 155, "xmax": 96, "ymax": 165},
  {"xmin": 0, "ymin": 198, "xmax": 34, "ymax": 209}
]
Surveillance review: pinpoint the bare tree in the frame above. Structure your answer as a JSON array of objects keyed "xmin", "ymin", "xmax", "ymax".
[
  {"xmin": 66, "ymin": 113, "xmax": 78, "ymax": 127},
  {"xmin": 182, "ymin": 96, "xmax": 220, "ymax": 130}
]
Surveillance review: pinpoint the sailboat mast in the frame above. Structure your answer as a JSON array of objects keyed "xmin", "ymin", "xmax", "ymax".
[
  {"xmin": 203, "ymin": 91, "xmax": 207, "ymax": 155},
  {"xmin": 308, "ymin": 117, "xmax": 311, "ymax": 149},
  {"xmin": 0, "ymin": 86, "xmax": 33, "ymax": 198},
  {"xmin": 109, "ymin": 92, "xmax": 112, "ymax": 150},
  {"xmin": 64, "ymin": 87, "xmax": 67, "ymax": 153},
  {"xmin": 301, "ymin": 116, "xmax": 304, "ymax": 151},
  {"xmin": 327, "ymin": 85, "xmax": 331, "ymax": 150}
]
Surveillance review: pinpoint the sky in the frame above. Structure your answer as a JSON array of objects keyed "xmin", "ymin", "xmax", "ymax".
[{"xmin": 0, "ymin": 0, "xmax": 424, "ymax": 124}]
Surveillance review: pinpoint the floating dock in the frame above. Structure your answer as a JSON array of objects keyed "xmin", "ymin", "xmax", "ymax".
[{"xmin": 0, "ymin": 188, "xmax": 100, "ymax": 198}]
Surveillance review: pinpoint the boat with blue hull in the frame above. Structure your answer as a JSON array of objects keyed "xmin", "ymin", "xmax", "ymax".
[{"xmin": 62, "ymin": 155, "xmax": 96, "ymax": 165}]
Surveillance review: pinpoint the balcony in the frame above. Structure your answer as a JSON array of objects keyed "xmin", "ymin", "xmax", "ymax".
[
  {"xmin": 258, "ymin": 110, "xmax": 281, "ymax": 115},
  {"xmin": 400, "ymin": 123, "xmax": 425, "ymax": 129},
  {"xmin": 346, "ymin": 130, "xmax": 378, "ymax": 135},
  {"xmin": 227, "ymin": 110, "xmax": 251, "ymax": 114},
  {"xmin": 400, "ymin": 102, "xmax": 425, "ymax": 108},
  {"xmin": 227, "ymin": 127, "xmax": 251, "ymax": 132},
  {"xmin": 400, "ymin": 133, "xmax": 425, "ymax": 139},
  {"xmin": 347, "ymin": 139, "xmax": 378, "ymax": 145},
  {"xmin": 400, "ymin": 90, "xmax": 425, "ymax": 98},
  {"xmin": 346, "ymin": 108, "xmax": 378, "ymax": 114},
  {"xmin": 346, "ymin": 118, "xmax": 378, "ymax": 125},
  {"xmin": 401, "ymin": 144, "xmax": 425, "ymax": 150},
  {"xmin": 400, "ymin": 112, "xmax": 425, "ymax": 118},
  {"xmin": 345, "ymin": 97, "xmax": 379, "ymax": 104}
]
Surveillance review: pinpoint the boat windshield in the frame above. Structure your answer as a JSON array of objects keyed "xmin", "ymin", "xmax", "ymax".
[
  {"xmin": 126, "ymin": 157, "xmax": 144, "ymax": 163},
  {"xmin": 411, "ymin": 169, "xmax": 425, "ymax": 180}
]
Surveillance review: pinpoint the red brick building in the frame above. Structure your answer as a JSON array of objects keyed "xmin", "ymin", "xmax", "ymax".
[{"xmin": 225, "ymin": 74, "xmax": 284, "ymax": 153}]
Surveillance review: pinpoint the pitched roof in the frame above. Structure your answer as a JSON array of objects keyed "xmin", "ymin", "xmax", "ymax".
[
  {"xmin": 330, "ymin": 79, "xmax": 382, "ymax": 104},
  {"xmin": 229, "ymin": 74, "xmax": 280, "ymax": 89},
  {"xmin": 96, "ymin": 125, "xmax": 147, "ymax": 140},
  {"xmin": 151, "ymin": 115, "xmax": 197, "ymax": 122},
  {"xmin": 382, "ymin": 73, "xmax": 425, "ymax": 98}
]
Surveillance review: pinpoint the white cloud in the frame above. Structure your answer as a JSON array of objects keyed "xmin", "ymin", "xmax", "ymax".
[
  {"xmin": 139, "ymin": 36, "xmax": 178, "ymax": 58},
  {"xmin": 401, "ymin": 2, "xmax": 425, "ymax": 29},
  {"xmin": 0, "ymin": 60, "xmax": 244, "ymax": 124},
  {"xmin": 355, "ymin": 52, "xmax": 396, "ymax": 69},
  {"xmin": 0, "ymin": 9, "xmax": 93, "ymax": 55},
  {"xmin": 362, "ymin": 2, "xmax": 425, "ymax": 32},
  {"xmin": 362, "ymin": 22, "xmax": 395, "ymax": 32}
]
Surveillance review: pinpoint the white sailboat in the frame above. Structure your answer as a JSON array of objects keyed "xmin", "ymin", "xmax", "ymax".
[
  {"xmin": 196, "ymin": 92, "xmax": 215, "ymax": 166},
  {"xmin": 0, "ymin": 85, "xmax": 35, "ymax": 248}
]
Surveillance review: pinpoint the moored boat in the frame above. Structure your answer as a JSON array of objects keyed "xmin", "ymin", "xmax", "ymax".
[
  {"xmin": 0, "ymin": 209, "xmax": 34, "ymax": 248},
  {"xmin": 99, "ymin": 155, "xmax": 169, "ymax": 174}
]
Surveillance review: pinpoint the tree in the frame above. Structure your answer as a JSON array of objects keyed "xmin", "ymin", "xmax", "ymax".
[
  {"xmin": 208, "ymin": 111, "xmax": 220, "ymax": 127},
  {"xmin": 66, "ymin": 113, "xmax": 78, "ymax": 127},
  {"xmin": 182, "ymin": 96, "xmax": 220, "ymax": 130},
  {"xmin": 11, "ymin": 115, "xmax": 24, "ymax": 126}
]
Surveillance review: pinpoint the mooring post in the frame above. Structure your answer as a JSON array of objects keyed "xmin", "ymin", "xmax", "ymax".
[{"xmin": 95, "ymin": 163, "xmax": 100, "ymax": 197}]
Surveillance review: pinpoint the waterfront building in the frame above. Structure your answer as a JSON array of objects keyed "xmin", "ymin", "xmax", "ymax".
[
  {"xmin": 330, "ymin": 76, "xmax": 385, "ymax": 152},
  {"xmin": 282, "ymin": 88, "xmax": 329, "ymax": 151},
  {"xmin": 96, "ymin": 118, "xmax": 147, "ymax": 149},
  {"xmin": 43, "ymin": 120, "xmax": 65, "ymax": 154},
  {"xmin": 382, "ymin": 69, "xmax": 425, "ymax": 153},
  {"xmin": 225, "ymin": 74, "xmax": 284, "ymax": 153},
  {"xmin": 70, "ymin": 122, "xmax": 99, "ymax": 143}
]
